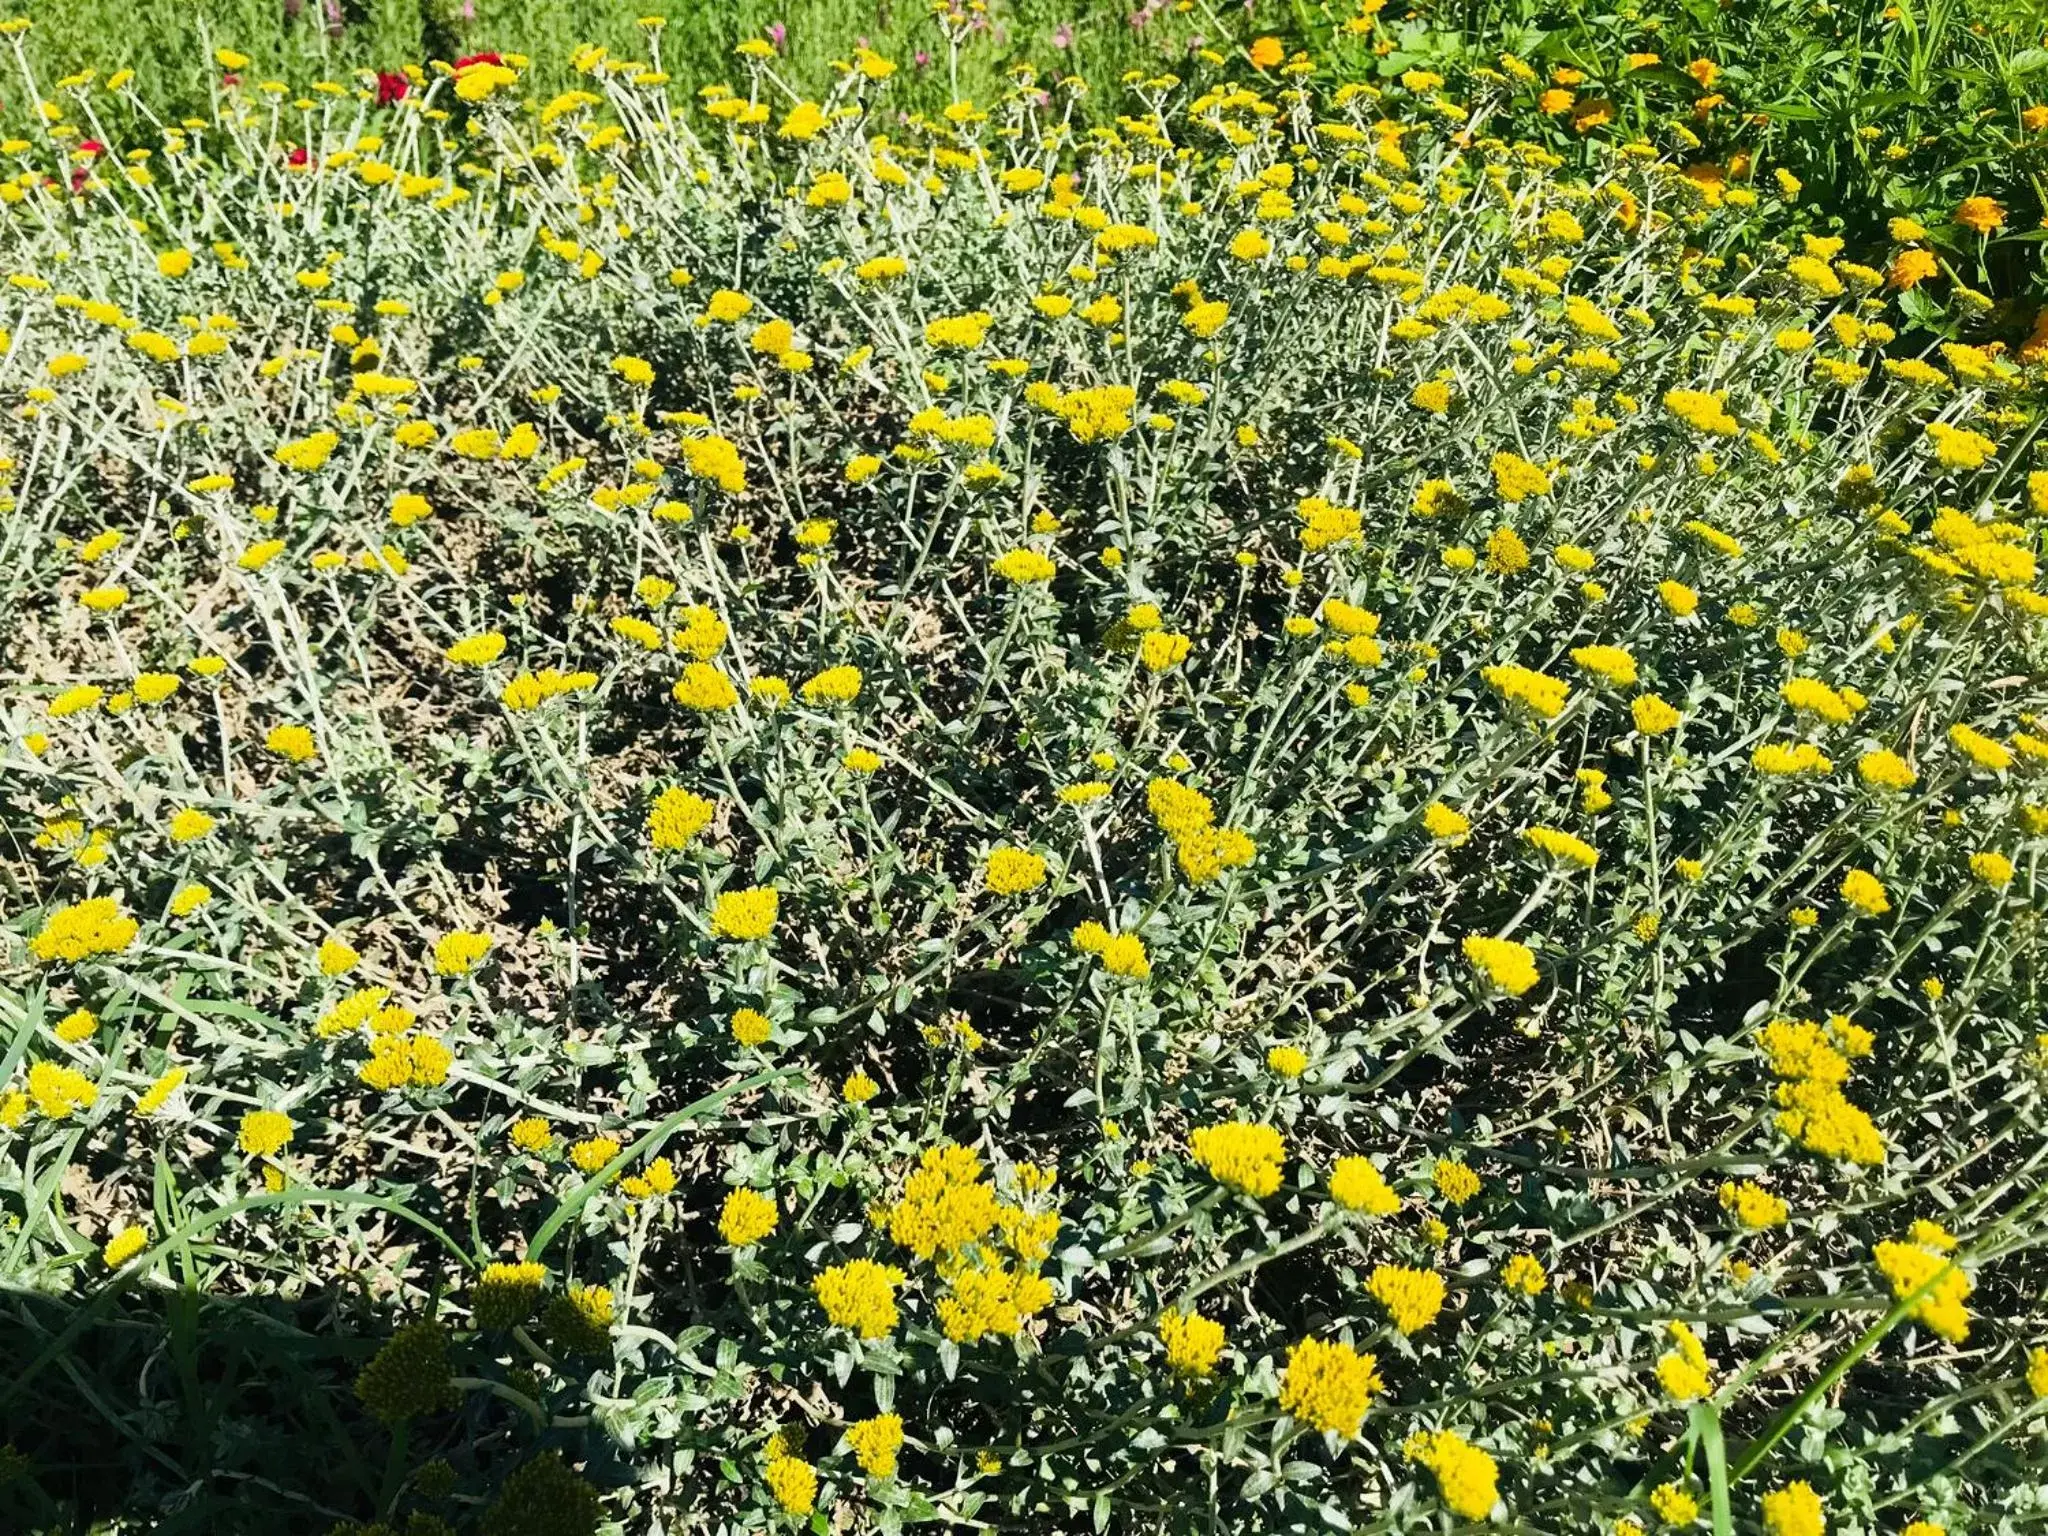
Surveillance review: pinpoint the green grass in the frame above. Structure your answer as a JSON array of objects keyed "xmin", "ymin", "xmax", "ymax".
[{"xmin": 4, "ymin": 0, "xmax": 1274, "ymax": 127}]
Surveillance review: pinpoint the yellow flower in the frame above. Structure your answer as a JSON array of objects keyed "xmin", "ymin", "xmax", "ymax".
[
  {"xmin": 992, "ymin": 548, "xmax": 1057, "ymax": 584},
  {"xmin": 1368, "ymin": 1264, "xmax": 1446, "ymax": 1333},
  {"xmin": 847, "ymin": 1413, "xmax": 904, "ymax": 1478},
  {"xmin": 647, "ymin": 786, "xmax": 715, "ymax": 849},
  {"xmin": 814, "ymin": 1258, "xmax": 905, "ymax": 1338},
  {"xmin": 718, "ymin": 1187, "xmax": 779, "ymax": 1247},
  {"xmin": 1329, "ymin": 1156, "xmax": 1401, "ymax": 1215},
  {"xmin": 985, "ymin": 847, "xmax": 1048, "ymax": 894},
  {"xmin": 167, "ymin": 807, "xmax": 217, "ymax": 843},
  {"xmin": 1761, "ymin": 1481, "xmax": 1826, "ymax": 1536},
  {"xmin": 266, "ymin": 723, "xmax": 318, "ymax": 763},
  {"xmin": 764, "ymin": 1454, "xmax": 816, "ymax": 1515},
  {"xmin": 1404, "ymin": 1429, "xmax": 1499, "ymax": 1519},
  {"xmin": 1188, "ymin": 1122, "xmax": 1285, "ymax": 1197},
  {"xmin": 1158, "ymin": 1308, "xmax": 1226, "ymax": 1376},
  {"xmin": 1840, "ymin": 868, "xmax": 1891, "ymax": 917},
  {"xmin": 710, "ymin": 885, "xmax": 778, "ymax": 941},
  {"xmin": 1954, "ymin": 195, "xmax": 2006, "ymax": 235},
  {"xmin": 1656, "ymin": 1320, "xmax": 1713, "ymax": 1400},
  {"xmin": 1278, "ymin": 1336, "xmax": 1382, "ymax": 1437},
  {"xmin": 433, "ymin": 930, "xmax": 493, "ymax": 976},
  {"xmin": 1432, "ymin": 1159, "xmax": 1481, "ymax": 1206},
  {"xmin": 1266, "ymin": 1044, "xmax": 1309, "ymax": 1078},
  {"xmin": 1463, "ymin": 934, "xmax": 1540, "ymax": 996},
  {"xmin": 238, "ymin": 1109, "xmax": 295, "ymax": 1158},
  {"xmin": 102, "ymin": 1224, "xmax": 149, "ymax": 1267},
  {"xmin": 1501, "ymin": 1254, "xmax": 1546, "ymax": 1295}
]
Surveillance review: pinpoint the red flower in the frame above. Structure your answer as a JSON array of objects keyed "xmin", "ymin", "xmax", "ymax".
[
  {"xmin": 287, "ymin": 146, "xmax": 310, "ymax": 167},
  {"xmin": 78, "ymin": 139, "xmax": 104, "ymax": 156},
  {"xmin": 453, "ymin": 52, "xmax": 501, "ymax": 69},
  {"xmin": 375, "ymin": 70, "xmax": 409, "ymax": 106}
]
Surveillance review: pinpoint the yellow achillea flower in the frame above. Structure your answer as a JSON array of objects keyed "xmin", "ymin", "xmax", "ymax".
[
  {"xmin": 993, "ymin": 551, "xmax": 1056, "ymax": 592},
  {"xmin": 1490, "ymin": 450, "xmax": 1552, "ymax": 501},
  {"xmin": 1424, "ymin": 802, "xmax": 1470, "ymax": 842},
  {"xmin": 1874, "ymin": 1236, "xmax": 1973, "ymax": 1342},
  {"xmin": 711, "ymin": 885, "xmax": 779, "ymax": 941},
  {"xmin": 985, "ymin": 846, "xmax": 1048, "ymax": 894},
  {"xmin": 1404, "ymin": 1429, "xmax": 1500, "ymax": 1519},
  {"xmin": 730, "ymin": 1008, "xmax": 772, "ymax": 1047},
  {"xmin": 27, "ymin": 1061, "xmax": 98, "ymax": 1119},
  {"xmin": 167, "ymin": 807, "xmax": 216, "ymax": 843},
  {"xmin": 1139, "ymin": 632, "xmax": 1192, "ymax": 672},
  {"xmin": 30, "ymin": 897, "xmax": 139, "ymax": 963},
  {"xmin": 1462, "ymin": 934, "xmax": 1540, "ymax": 996},
  {"xmin": 238, "ymin": 1109, "xmax": 295, "ymax": 1157},
  {"xmin": 1277, "ymin": 1336, "xmax": 1383, "ymax": 1437},
  {"xmin": 1188, "ymin": 1122, "xmax": 1285, "ymax": 1197},
  {"xmin": 1072, "ymin": 921, "xmax": 1149, "ymax": 977},
  {"xmin": 1948, "ymin": 723, "xmax": 2013, "ymax": 773},
  {"xmin": 647, "ymin": 786, "xmax": 715, "ymax": 849},
  {"xmin": 1501, "ymin": 1254, "xmax": 1546, "ymax": 1295},
  {"xmin": 1266, "ymin": 1045, "xmax": 1308, "ymax": 1078},
  {"xmin": 445, "ymin": 631, "xmax": 506, "ymax": 665},
  {"xmin": 1970, "ymin": 851, "xmax": 2015, "ymax": 887},
  {"xmin": 1632, "ymin": 692, "xmax": 1681, "ymax": 734},
  {"xmin": 1368, "ymin": 1264, "xmax": 1446, "ymax": 1333},
  {"xmin": 1760, "ymin": 1481, "xmax": 1826, "ymax": 1536},
  {"xmin": 1432, "ymin": 1159, "xmax": 1481, "ymax": 1206},
  {"xmin": 1482, "ymin": 663, "xmax": 1571, "ymax": 718},
  {"xmin": 134, "ymin": 1067, "xmax": 187, "ymax": 1118},
  {"xmin": 1651, "ymin": 1483, "xmax": 1700, "ymax": 1524},
  {"xmin": 814, "ymin": 1258, "xmax": 905, "ymax": 1338},
  {"xmin": 1840, "ymin": 868, "xmax": 1890, "ymax": 916},
  {"xmin": 265, "ymin": 723, "xmax": 318, "ymax": 762},
  {"xmin": 718, "ymin": 1188, "xmax": 779, "ymax": 1247},
  {"xmin": 434, "ymin": 930, "xmax": 493, "ymax": 976},
  {"xmin": 1158, "ymin": 1309, "xmax": 1225, "ymax": 1376},
  {"xmin": 1753, "ymin": 741, "xmax": 1833, "ymax": 776},
  {"xmin": 1329, "ymin": 1156, "xmax": 1402, "ymax": 1215},
  {"xmin": 847, "ymin": 1413, "xmax": 904, "ymax": 1478},
  {"xmin": 1524, "ymin": 825, "xmax": 1598, "ymax": 868},
  {"xmin": 1656, "ymin": 1320, "xmax": 1713, "ymax": 1400},
  {"xmin": 1720, "ymin": 1180, "xmax": 1789, "ymax": 1228},
  {"xmin": 671, "ymin": 662, "xmax": 739, "ymax": 711},
  {"xmin": 1857, "ymin": 749, "xmax": 1916, "ymax": 790},
  {"xmin": 1570, "ymin": 644, "xmax": 1638, "ymax": 686},
  {"xmin": 499, "ymin": 668, "xmax": 597, "ymax": 711},
  {"xmin": 799, "ymin": 664, "xmax": 862, "ymax": 704},
  {"xmin": 1774, "ymin": 1078, "xmax": 1887, "ymax": 1164},
  {"xmin": 102, "ymin": 1224, "xmax": 149, "ymax": 1267},
  {"xmin": 509, "ymin": 1117, "xmax": 553, "ymax": 1153}
]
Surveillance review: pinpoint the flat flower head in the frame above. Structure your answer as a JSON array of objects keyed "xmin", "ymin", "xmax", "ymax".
[
  {"xmin": 711, "ymin": 885, "xmax": 778, "ymax": 941},
  {"xmin": 1277, "ymin": 1336, "xmax": 1382, "ymax": 1437}
]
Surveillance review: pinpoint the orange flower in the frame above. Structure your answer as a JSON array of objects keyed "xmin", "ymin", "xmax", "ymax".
[
  {"xmin": 1687, "ymin": 58, "xmax": 1720, "ymax": 89},
  {"xmin": 2023, "ymin": 105, "xmax": 2048, "ymax": 133},
  {"xmin": 1955, "ymin": 195, "xmax": 2007, "ymax": 235},
  {"xmin": 1888, "ymin": 249, "xmax": 1939, "ymax": 290},
  {"xmin": 1538, "ymin": 87, "xmax": 1574, "ymax": 115},
  {"xmin": 1247, "ymin": 36, "xmax": 1284, "ymax": 69},
  {"xmin": 1571, "ymin": 98, "xmax": 1615, "ymax": 133}
]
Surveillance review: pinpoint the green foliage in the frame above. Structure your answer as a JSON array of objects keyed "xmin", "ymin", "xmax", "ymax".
[{"xmin": 2, "ymin": 12, "xmax": 2048, "ymax": 1536}]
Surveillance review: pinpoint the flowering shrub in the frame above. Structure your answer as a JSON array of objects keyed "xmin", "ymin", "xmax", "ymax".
[{"xmin": 2, "ymin": 19, "xmax": 2048, "ymax": 1536}]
